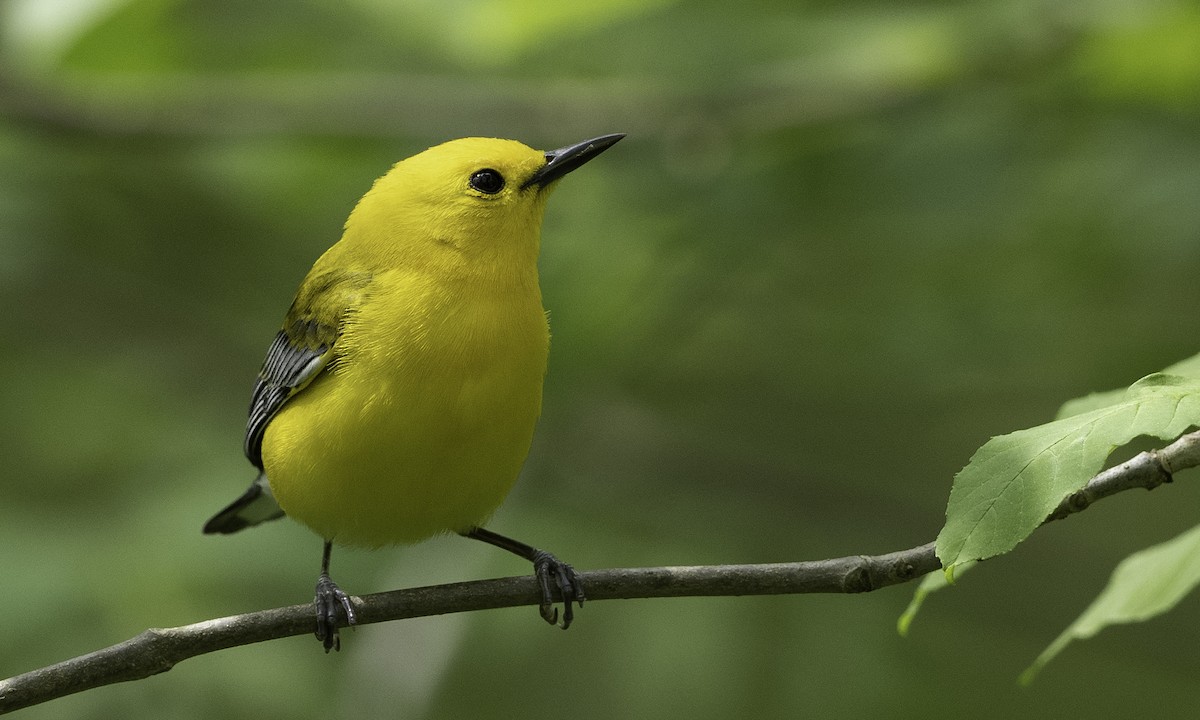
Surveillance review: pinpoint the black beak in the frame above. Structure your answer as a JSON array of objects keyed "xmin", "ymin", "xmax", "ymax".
[{"xmin": 521, "ymin": 133, "xmax": 625, "ymax": 190}]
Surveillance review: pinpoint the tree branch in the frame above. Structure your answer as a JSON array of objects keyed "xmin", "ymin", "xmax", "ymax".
[
  {"xmin": 3, "ymin": 430, "xmax": 1198, "ymax": 715},
  {"xmin": 0, "ymin": 66, "xmax": 924, "ymax": 141}
]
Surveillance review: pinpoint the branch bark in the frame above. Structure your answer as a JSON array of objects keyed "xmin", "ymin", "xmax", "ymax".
[{"xmin": 3, "ymin": 430, "xmax": 1197, "ymax": 715}]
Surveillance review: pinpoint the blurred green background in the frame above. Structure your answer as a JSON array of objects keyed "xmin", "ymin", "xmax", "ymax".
[{"xmin": 3, "ymin": 0, "xmax": 1200, "ymax": 717}]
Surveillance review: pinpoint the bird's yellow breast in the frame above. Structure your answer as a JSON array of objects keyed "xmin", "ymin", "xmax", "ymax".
[{"xmin": 261, "ymin": 267, "xmax": 549, "ymax": 547}]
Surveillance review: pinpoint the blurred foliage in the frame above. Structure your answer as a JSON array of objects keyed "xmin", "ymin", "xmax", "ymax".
[
  {"xmin": 2, "ymin": 0, "xmax": 1199, "ymax": 718},
  {"xmin": 1023, "ymin": 521, "xmax": 1200, "ymax": 684}
]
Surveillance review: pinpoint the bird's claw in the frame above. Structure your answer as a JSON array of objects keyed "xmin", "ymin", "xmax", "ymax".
[
  {"xmin": 315, "ymin": 573, "xmax": 356, "ymax": 652},
  {"xmin": 532, "ymin": 550, "xmax": 584, "ymax": 629}
]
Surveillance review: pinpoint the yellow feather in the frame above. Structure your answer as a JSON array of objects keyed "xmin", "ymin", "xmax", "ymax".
[{"xmin": 261, "ymin": 138, "xmax": 560, "ymax": 547}]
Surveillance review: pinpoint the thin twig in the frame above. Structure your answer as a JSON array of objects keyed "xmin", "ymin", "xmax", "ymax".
[{"xmin": 2, "ymin": 430, "xmax": 1198, "ymax": 715}]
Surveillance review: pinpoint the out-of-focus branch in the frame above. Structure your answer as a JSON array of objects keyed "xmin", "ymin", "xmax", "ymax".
[
  {"xmin": 0, "ymin": 66, "xmax": 931, "ymax": 141},
  {"xmin": 3, "ymin": 429, "xmax": 1197, "ymax": 715}
]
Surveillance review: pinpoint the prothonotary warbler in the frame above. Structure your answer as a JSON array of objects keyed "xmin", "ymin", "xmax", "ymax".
[{"xmin": 204, "ymin": 134, "xmax": 624, "ymax": 651}]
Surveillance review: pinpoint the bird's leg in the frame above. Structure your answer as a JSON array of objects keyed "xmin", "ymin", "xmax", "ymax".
[
  {"xmin": 314, "ymin": 539, "xmax": 356, "ymax": 652},
  {"xmin": 461, "ymin": 526, "xmax": 584, "ymax": 629}
]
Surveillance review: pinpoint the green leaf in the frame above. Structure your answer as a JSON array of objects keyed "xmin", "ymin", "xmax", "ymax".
[
  {"xmin": 938, "ymin": 373, "xmax": 1200, "ymax": 572},
  {"xmin": 1021, "ymin": 523, "xmax": 1200, "ymax": 683},
  {"xmin": 1159, "ymin": 352, "xmax": 1200, "ymax": 378},
  {"xmin": 897, "ymin": 560, "xmax": 975, "ymax": 636},
  {"xmin": 1057, "ymin": 352, "xmax": 1200, "ymax": 419}
]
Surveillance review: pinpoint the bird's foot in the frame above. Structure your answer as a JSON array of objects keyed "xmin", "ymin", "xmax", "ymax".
[
  {"xmin": 314, "ymin": 572, "xmax": 356, "ymax": 652},
  {"xmin": 532, "ymin": 550, "xmax": 585, "ymax": 629}
]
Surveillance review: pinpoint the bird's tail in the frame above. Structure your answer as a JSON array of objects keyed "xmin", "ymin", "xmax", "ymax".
[{"xmin": 203, "ymin": 473, "xmax": 285, "ymax": 534}]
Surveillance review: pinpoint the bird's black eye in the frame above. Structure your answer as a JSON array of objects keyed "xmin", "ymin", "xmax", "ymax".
[{"xmin": 469, "ymin": 169, "xmax": 505, "ymax": 194}]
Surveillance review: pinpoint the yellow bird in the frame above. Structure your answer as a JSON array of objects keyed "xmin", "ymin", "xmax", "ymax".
[{"xmin": 204, "ymin": 134, "xmax": 624, "ymax": 651}]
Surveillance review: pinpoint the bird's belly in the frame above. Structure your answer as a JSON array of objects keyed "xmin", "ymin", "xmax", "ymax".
[{"xmin": 262, "ymin": 300, "xmax": 548, "ymax": 547}]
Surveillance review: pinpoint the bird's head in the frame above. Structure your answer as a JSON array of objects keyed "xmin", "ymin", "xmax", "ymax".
[{"xmin": 341, "ymin": 134, "xmax": 624, "ymax": 278}]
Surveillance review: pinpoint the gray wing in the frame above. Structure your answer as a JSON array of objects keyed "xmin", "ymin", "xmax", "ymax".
[
  {"xmin": 202, "ymin": 332, "xmax": 330, "ymax": 536},
  {"xmin": 244, "ymin": 330, "xmax": 331, "ymax": 469},
  {"xmin": 204, "ymin": 269, "xmax": 369, "ymax": 536},
  {"xmin": 242, "ymin": 268, "xmax": 372, "ymax": 468}
]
